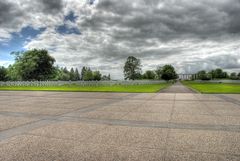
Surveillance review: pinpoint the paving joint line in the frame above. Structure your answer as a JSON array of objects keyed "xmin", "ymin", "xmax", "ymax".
[
  {"xmin": 121, "ymin": 93, "xmax": 160, "ymax": 121},
  {"xmin": 163, "ymin": 93, "xmax": 176, "ymax": 161},
  {"xmin": 215, "ymin": 95, "xmax": 240, "ymax": 107},
  {"xmin": 0, "ymin": 119, "xmax": 58, "ymax": 141},
  {"xmin": 60, "ymin": 93, "xmax": 141, "ymax": 116},
  {"xmin": 0, "ymin": 93, "xmax": 228, "ymax": 102},
  {"xmin": 56, "ymin": 115, "xmax": 240, "ymax": 132},
  {"xmin": 0, "ymin": 93, "xmax": 141, "ymax": 141},
  {"xmin": 165, "ymin": 149, "xmax": 240, "ymax": 158}
]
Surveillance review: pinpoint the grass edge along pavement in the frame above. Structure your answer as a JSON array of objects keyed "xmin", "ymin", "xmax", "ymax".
[
  {"xmin": 182, "ymin": 81, "xmax": 240, "ymax": 94},
  {"xmin": 0, "ymin": 83, "xmax": 169, "ymax": 93}
]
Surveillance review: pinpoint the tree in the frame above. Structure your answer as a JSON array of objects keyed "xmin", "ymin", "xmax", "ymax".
[
  {"xmin": 69, "ymin": 68, "xmax": 75, "ymax": 81},
  {"xmin": 155, "ymin": 66, "xmax": 162, "ymax": 80},
  {"xmin": 50, "ymin": 66, "xmax": 61, "ymax": 81},
  {"xmin": 143, "ymin": 70, "xmax": 156, "ymax": 79},
  {"xmin": 215, "ymin": 68, "xmax": 224, "ymax": 78},
  {"xmin": 209, "ymin": 70, "xmax": 215, "ymax": 79},
  {"xmin": 81, "ymin": 67, "xmax": 87, "ymax": 80},
  {"xmin": 238, "ymin": 73, "xmax": 240, "ymax": 79},
  {"xmin": 197, "ymin": 70, "xmax": 210, "ymax": 80},
  {"xmin": 161, "ymin": 65, "xmax": 178, "ymax": 81},
  {"xmin": 0, "ymin": 66, "xmax": 7, "ymax": 81},
  {"xmin": 230, "ymin": 72, "xmax": 238, "ymax": 80},
  {"xmin": 102, "ymin": 74, "xmax": 111, "ymax": 81},
  {"xmin": 123, "ymin": 56, "xmax": 141, "ymax": 80},
  {"xmin": 83, "ymin": 67, "xmax": 93, "ymax": 81},
  {"xmin": 60, "ymin": 67, "xmax": 70, "ymax": 81},
  {"xmin": 11, "ymin": 49, "xmax": 55, "ymax": 81},
  {"xmin": 74, "ymin": 68, "xmax": 80, "ymax": 80},
  {"xmin": 222, "ymin": 72, "xmax": 228, "ymax": 78},
  {"xmin": 93, "ymin": 71, "xmax": 101, "ymax": 81}
]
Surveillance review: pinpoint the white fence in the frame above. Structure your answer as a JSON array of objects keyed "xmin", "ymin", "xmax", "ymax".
[{"xmin": 0, "ymin": 80, "xmax": 166, "ymax": 87}]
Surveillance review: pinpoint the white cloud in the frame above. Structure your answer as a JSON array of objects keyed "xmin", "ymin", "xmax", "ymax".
[{"xmin": 0, "ymin": 60, "xmax": 13, "ymax": 67}]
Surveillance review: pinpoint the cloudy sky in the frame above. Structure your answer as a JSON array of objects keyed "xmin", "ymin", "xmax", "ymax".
[{"xmin": 0, "ymin": 0, "xmax": 240, "ymax": 79}]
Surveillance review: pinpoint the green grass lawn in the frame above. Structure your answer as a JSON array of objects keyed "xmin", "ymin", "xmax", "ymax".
[
  {"xmin": 182, "ymin": 81, "xmax": 240, "ymax": 94},
  {"xmin": 0, "ymin": 83, "xmax": 169, "ymax": 93}
]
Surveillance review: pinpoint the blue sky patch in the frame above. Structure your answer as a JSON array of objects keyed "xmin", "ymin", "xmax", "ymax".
[
  {"xmin": 56, "ymin": 24, "xmax": 81, "ymax": 35},
  {"xmin": 0, "ymin": 26, "xmax": 46, "ymax": 61},
  {"xmin": 64, "ymin": 11, "xmax": 78, "ymax": 22},
  {"xmin": 56, "ymin": 11, "xmax": 81, "ymax": 35}
]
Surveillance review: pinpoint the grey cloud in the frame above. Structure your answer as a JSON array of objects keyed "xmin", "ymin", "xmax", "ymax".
[
  {"xmin": 82, "ymin": 0, "xmax": 240, "ymax": 42},
  {"xmin": 208, "ymin": 54, "xmax": 240, "ymax": 69},
  {"xmin": 179, "ymin": 54, "xmax": 240, "ymax": 74},
  {"xmin": 0, "ymin": 1, "xmax": 13, "ymax": 25},
  {"xmin": 38, "ymin": 0, "xmax": 63, "ymax": 14},
  {"xmin": 221, "ymin": 0, "xmax": 240, "ymax": 33},
  {"xmin": 0, "ymin": 1, "xmax": 24, "ymax": 27}
]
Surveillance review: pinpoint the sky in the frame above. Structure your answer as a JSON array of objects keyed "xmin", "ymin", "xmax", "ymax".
[{"xmin": 0, "ymin": 0, "xmax": 240, "ymax": 79}]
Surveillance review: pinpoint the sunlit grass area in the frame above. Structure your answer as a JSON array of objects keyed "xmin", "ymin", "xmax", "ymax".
[
  {"xmin": 182, "ymin": 81, "xmax": 240, "ymax": 94},
  {"xmin": 0, "ymin": 83, "xmax": 169, "ymax": 93}
]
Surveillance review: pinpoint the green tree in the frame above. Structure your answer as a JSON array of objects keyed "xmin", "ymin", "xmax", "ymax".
[
  {"xmin": 214, "ymin": 68, "xmax": 228, "ymax": 78},
  {"xmin": 0, "ymin": 66, "xmax": 7, "ymax": 81},
  {"xmin": 209, "ymin": 70, "xmax": 215, "ymax": 79},
  {"xmin": 161, "ymin": 65, "xmax": 178, "ymax": 81},
  {"xmin": 143, "ymin": 70, "xmax": 156, "ymax": 79},
  {"xmin": 69, "ymin": 68, "xmax": 75, "ymax": 81},
  {"xmin": 102, "ymin": 74, "xmax": 111, "ymax": 81},
  {"xmin": 197, "ymin": 70, "xmax": 210, "ymax": 80},
  {"xmin": 74, "ymin": 68, "xmax": 80, "ymax": 80},
  {"xmin": 222, "ymin": 72, "xmax": 228, "ymax": 78},
  {"xmin": 209, "ymin": 69, "xmax": 228, "ymax": 79},
  {"xmin": 123, "ymin": 56, "xmax": 141, "ymax": 80},
  {"xmin": 214, "ymin": 68, "xmax": 223, "ymax": 78},
  {"xmin": 11, "ymin": 49, "xmax": 55, "ymax": 81},
  {"xmin": 81, "ymin": 67, "xmax": 87, "ymax": 80},
  {"xmin": 155, "ymin": 66, "xmax": 162, "ymax": 80},
  {"xmin": 230, "ymin": 72, "xmax": 238, "ymax": 80},
  {"xmin": 6, "ymin": 65, "xmax": 20, "ymax": 81},
  {"xmin": 83, "ymin": 67, "xmax": 93, "ymax": 81},
  {"xmin": 50, "ymin": 66, "xmax": 61, "ymax": 80},
  {"xmin": 60, "ymin": 67, "xmax": 70, "ymax": 81},
  {"xmin": 93, "ymin": 71, "xmax": 101, "ymax": 81}
]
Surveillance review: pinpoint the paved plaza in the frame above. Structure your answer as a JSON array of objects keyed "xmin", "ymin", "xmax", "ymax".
[
  {"xmin": 160, "ymin": 82, "xmax": 196, "ymax": 93},
  {"xmin": 0, "ymin": 90, "xmax": 240, "ymax": 161}
]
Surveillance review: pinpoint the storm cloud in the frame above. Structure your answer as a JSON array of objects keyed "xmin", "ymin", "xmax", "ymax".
[{"xmin": 0, "ymin": 0, "xmax": 240, "ymax": 79}]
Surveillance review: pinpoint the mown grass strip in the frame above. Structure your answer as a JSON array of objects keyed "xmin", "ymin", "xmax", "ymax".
[
  {"xmin": 182, "ymin": 81, "xmax": 240, "ymax": 94},
  {"xmin": 0, "ymin": 83, "xmax": 169, "ymax": 93}
]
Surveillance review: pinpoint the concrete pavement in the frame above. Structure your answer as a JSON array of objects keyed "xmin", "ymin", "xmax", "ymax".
[
  {"xmin": 0, "ymin": 91, "xmax": 240, "ymax": 161},
  {"xmin": 160, "ymin": 81, "xmax": 196, "ymax": 93}
]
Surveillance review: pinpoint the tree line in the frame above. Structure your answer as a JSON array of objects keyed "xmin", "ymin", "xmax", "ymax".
[
  {"xmin": 0, "ymin": 49, "xmax": 110, "ymax": 81},
  {"xmin": 123, "ymin": 56, "xmax": 178, "ymax": 81},
  {"xmin": 196, "ymin": 69, "xmax": 240, "ymax": 80},
  {"xmin": 123, "ymin": 56, "xmax": 240, "ymax": 81},
  {"xmin": 0, "ymin": 49, "xmax": 239, "ymax": 81}
]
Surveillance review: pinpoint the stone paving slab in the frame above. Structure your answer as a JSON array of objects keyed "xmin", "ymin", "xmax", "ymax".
[
  {"xmin": 123, "ymin": 112, "xmax": 171, "ymax": 122},
  {"xmin": 88, "ymin": 125, "xmax": 168, "ymax": 149},
  {"xmin": 226, "ymin": 95, "xmax": 240, "ymax": 101},
  {"xmin": 160, "ymin": 82, "xmax": 196, "ymax": 93},
  {"xmin": 167, "ymin": 129, "xmax": 240, "ymax": 155},
  {"xmin": 27, "ymin": 122, "xmax": 107, "ymax": 141},
  {"xmin": 0, "ymin": 115, "xmax": 38, "ymax": 131},
  {"xmin": 0, "ymin": 91, "xmax": 240, "ymax": 161}
]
